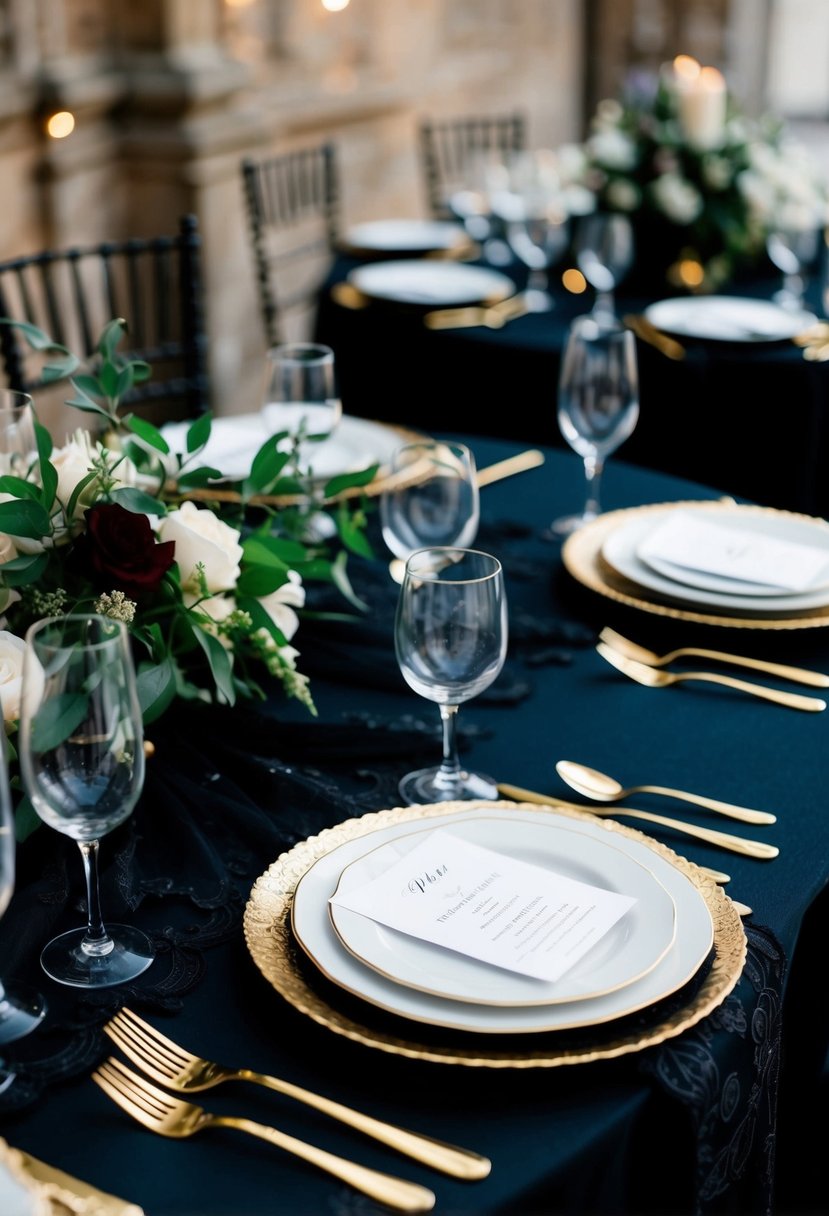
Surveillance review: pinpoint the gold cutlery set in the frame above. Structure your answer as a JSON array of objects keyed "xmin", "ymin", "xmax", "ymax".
[
  {"xmin": 330, "ymin": 279, "xmax": 531, "ymax": 330},
  {"xmin": 94, "ymin": 1008, "xmax": 489, "ymax": 1213}
]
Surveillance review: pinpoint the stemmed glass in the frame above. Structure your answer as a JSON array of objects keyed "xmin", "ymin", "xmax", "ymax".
[
  {"xmin": 548, "ymin": 315, "xmax": 640, "ymax": 537},
  {"xmin": 394, "ymin": 547, "xmax": 507, "ymax": 805},
  {"xmin": 574, "ymin": 213, "xmax": 634, "ymax": 322},
  {"xmin": 261, "ymin": 342, "xmax": 343, "ymax": 464},
  {"xmin": 0, "ymin": 390, "xmax": 36, "ymax": 477},
  {"xmin": 380, "ymin": 441, "xmax": 480, "ymax": 582},
  {"xmin": 490, "ymin": 149, "xmax": 570, "ymax": 312},
  {"xmin": 766, "ymin": 224, "xmax": 821, "ymax": 311},
  {"xmin": 18, "ymin": 615, "xmax": 154, "ymax": 988},
  {"xmin": 0, "ymin": 729, "xmax": 46, "ymax": 1043}
]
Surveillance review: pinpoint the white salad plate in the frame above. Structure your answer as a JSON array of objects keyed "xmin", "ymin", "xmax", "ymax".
[
  {"xmin": 327, "ymin": 818, "xmax": 677, "ymax": 1007},
  {"xmin": 161, "ymin": 413, "xmax": 403, "ymax": 484},
  {"xmin": 347, "ymin": 260, "xmax": 514, "ymax": 307},
  {"xmin": 643, "ymin": 295, "xmax": 817, "ymax": 343},
  {"xmin": 291, "ymin": 807, "xmax": 713, "ymax": 1035},
  {"xmin": 602, "ymin": 505, "xmax": 829, "ymax": 615},
  {"xmin": 340, "ymin": 219, "xmax": 469, "ymax": 256}
]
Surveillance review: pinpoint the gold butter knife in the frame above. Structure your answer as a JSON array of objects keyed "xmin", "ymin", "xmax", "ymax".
[
  {"xmin": 476, "ymin": 448, "xmax": 545, "ymax": 486},
  {"xmin": 495, "ymin": 783, "xmax": 779, "ymax": 860},
  {"xmin": 623, "ymin": 313, "xmax": 686, "ymax": 361},
  {"xmin": 424, "ymin": 293, "xmax": 530, "ymax": 331}
]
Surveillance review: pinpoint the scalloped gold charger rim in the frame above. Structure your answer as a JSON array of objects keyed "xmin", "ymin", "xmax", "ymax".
[
  {"xmin": 562, "ymin": 500, "xmax": 829, "ymax": 631},
  {"xmin": 243, "ymin": 799, "xmax": 747, "ymax": 1069}
]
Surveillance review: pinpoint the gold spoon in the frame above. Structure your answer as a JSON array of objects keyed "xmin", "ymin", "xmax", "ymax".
[{"xmin": 555, "ymin": 760, "xmax": 776, "ymax": 826}]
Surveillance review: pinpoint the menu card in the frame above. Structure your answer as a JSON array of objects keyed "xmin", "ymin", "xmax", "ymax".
[
  {"xmin": 639, "ymin": 511, "xmax": 829, "ymax": 591},
  {"xmin": 329, "ymin": 829, "xmax": 636, "ymax": 983}
]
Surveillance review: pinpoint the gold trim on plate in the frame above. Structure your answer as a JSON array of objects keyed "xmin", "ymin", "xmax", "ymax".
[
  {"xmin": 562, "ymin": 500, "xmax": 829, "ymax": 631},
  {"xmin": 243, "ymin": 800, "xmax": 746, "ymax": 1069}
]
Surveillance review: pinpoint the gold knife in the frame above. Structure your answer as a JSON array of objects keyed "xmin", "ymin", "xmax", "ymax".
[
  {"xmin": 424, "ymin": 293, "xmax": 530, "ymax": 330},
  {"xmin": 623, "ymin": 313, "xmax": 686, "ymax": 360}
]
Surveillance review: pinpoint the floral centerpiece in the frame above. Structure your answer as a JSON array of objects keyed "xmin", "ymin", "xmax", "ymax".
[
  {"xmin": 0, "ymin": 318, "xmax": 377, "ymax": 835},
  {"xmin": 557, "ymin": 56, "xmax": 829, "ymax": 292}
]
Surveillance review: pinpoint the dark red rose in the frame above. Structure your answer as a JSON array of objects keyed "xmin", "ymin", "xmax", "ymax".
[{"xmin": 74, "ymin": 502, "xmax": 176, "ymax": 598}]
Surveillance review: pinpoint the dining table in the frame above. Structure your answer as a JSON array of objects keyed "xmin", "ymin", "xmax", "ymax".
[
  {"xmin": 0, "ymin": 429, "xmax": 827, "ymax": 1216},
  {"xmin": 314, "ymin": 244, "xmax": 829, "ymax": 521}
]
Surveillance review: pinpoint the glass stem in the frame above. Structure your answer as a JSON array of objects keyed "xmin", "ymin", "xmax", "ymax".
[
  {"xmin": 583, "ymin": 454, "xmax": 604, "ymax": 520},
  {"xmin": 593, "ymin": 289, "xmax": 615, "ymax": 319},
  {"xmin": 435, "ymin": 704, "xmax": 463, "ymax": 792},
  {"xmin": 78, "ymin": 840, "xmax": 114, "ymax": 958}
]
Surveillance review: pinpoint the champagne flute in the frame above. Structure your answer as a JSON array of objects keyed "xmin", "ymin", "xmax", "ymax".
[
  {"xmin": 549, "ymin": 316, "xmax": 640, "ymax": 537},
  {"xmin": 261, "ymin": 342, "xmax": 343, "ymax": 466},
  {"xmin": 19, "ymin": 615, "xmax": 154, "ymax": 988},
  {"xmin": 394, "ymin": 547, "xmax": 507, "ymax": 805},
  {"xmin": 490, "ymin": 149, "xmax": 570, "ymax": 311},
  {"xmin": 0, "ymin": 728, "xmax": 47, "ymax": 1043},
  {"xmin": 0, "ymin": 390, "xmax": 36, "ymax": 477},
  {"xmin": 574, "ymin": 212, "xmax": 634, "ymax": 322},
  {"xmin": 766, "ymin": 224, "xmax": 821, "ymax": 311},
  {"xmin": 380, "ymin": 441, "xmax": 480, "ymax": 582}
]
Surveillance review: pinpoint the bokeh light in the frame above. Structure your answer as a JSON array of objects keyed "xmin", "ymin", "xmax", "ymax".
[{"xmin": 46, "ymin": 111, "xmax": 75, "ymax": 139}]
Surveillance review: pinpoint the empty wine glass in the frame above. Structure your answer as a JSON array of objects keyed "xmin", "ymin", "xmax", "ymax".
[
  {"xmin": 767, "ymin": 223, "xmax": 821, "ymax": 311},
  {"xmin": 19, "ymin": 615, "xmax": 154, "ymax": 988},
  {"xmin": 574, "ymin": 212, "xmax": 634, "ymax": 322},
  {"xmin": 394, "ymin": 547, "xmax": 507, "ymax": 805},
  {"xmin": 549, "ymin": 315, "xmax": 640, "ymax": 537},
  {"xmin": 0, "ymin": 728, "xmax": 46, "ymax": 1043},
  {"xmin": 380, "ymin": 441, "xmax": 480, "ymax": 582},
  {"xmin": 0, "ymin": 390, "xmax": 36, "ymax": 477},
  {"xmin": 490, "ymin": 149, "xmax": 570, "ymax": 311},
  {"xmin": 261, "ymin": 342, "xmax": 342, "ymax": 466}
]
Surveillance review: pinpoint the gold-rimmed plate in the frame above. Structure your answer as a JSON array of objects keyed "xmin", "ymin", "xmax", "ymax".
[
  {"xmin": 324, "ymin": 815, "xmax": 677, "ymax": 1011},
  {"xmin": 562, "ymin": 500, "xmax": 829, "ymax": 631},
  {"xmin": 243, "ymin": 800, "xmax": 746, "ymax": 1068}
]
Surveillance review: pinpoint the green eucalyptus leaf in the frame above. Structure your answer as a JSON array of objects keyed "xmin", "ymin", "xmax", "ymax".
[
  {"xmin": 174, "ymin": 466, "xmax": 223, "ymax": 489},
  {"xmin": 235, "ymin": 565, "xmax": 290, "ymax": 597},
  {"xmin": 65, "ymin": 469, "xmax": 99, "ymax": 520},
  {"xmin": 124, "ymin": 415, "xmax": 170, "ymax": 455},
  {"xmin": 98, "ymin": 318, "xmax": 128, "ymax": 362},
  {"xmin": 186, "ymin": 413, "xmax": 212, "ymax": 453},
  {"xmin": 0, "ymin": 498, "xmax": 50, "ymax": 539},
  {"xmin": 324, "ymin": 464, "xmax": 379, "ymax": 497},
  {"xmin": 130, "ymin": 360, "xmax": 152, "ymax": 384},
  {"xmin": 192, "ymin": 623, "xmax": 236, "ymax": 706},
  {"xmin": 34, "ymin": 422, "xmax": 57, "ymax": 510},
  {"xmin": 334, "ymin": 504, "xmax": 374, "ymax": 559},
  {"xmin": 0, "ymin": 475, "xmax": 42, "ymax": 502},
  {"xmin": 31, "ymin": 692, "xmax": 89, "ymax": 753},
  {"xmin": 114, "ymin": 365, "xmax": 135, "ymax": 400},
  {"xmin": 0, "ymin": 551, "xmax": 49, "ymax": 587},
  {"xmin": 237, "ymin": 594, "xmax": 288, "ymax": 647},
  {"xmin": 99, "ymin": 360, "xmax": 120, "ymax": 398},
  {"xmin": 330, "ymin": 550, "xmax": 369, "ymax": 612},
  {"xmin": 71, "ymin": 374, "xmax": 106, "ymax": 400},
  {"xmin": 110, "ymin": 486, "xmax": 167, "ymax": 516},
  {"xmin": 136, "ymin": 657, "xmax": 178, "ymax": 724}
]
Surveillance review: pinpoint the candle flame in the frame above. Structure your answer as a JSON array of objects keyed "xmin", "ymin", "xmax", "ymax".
[
  {"xmin": 699, "ymin": 66, "xmax": 726, "ymax": 89},
  {"xmin": 673, "ymin": 55, "xmax": 701, "ymax": 80}
]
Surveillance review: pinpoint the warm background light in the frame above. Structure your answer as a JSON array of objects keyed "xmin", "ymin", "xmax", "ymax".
[
  {"xmin": 561, "ymin": 267, "xmax": 587, "ymax": 294},
  {"xmin": 322, "ymin": 0, "xmax": 350, "ymax": 10},
  {"xmin": 673, "ymin": 54, "xmax": 701, "ymax": 80},
  {"xmin": 46, "ymin": 111, "xmax": 75, "ymax": 139}
]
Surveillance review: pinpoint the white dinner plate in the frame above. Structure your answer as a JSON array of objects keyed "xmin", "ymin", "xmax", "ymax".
[
  {"xmin": 328, "ymin": 819, "xmax": 676, "ymax": 1007},
  {"xmin": 602, "ymin": 505, "xmax": 829, "ymax": 615},
  {"xmin": 161, "ymin": 413, "xmax": 403, "ymax": 484},
  {"xmin": 347, "ymin": 260, "xmax": 514, "ymax": 307},
  {"xmin": 643, "ymin": 295, "xmax": 817, "ymax": 343},
  {"xmin": 291, "ymin": 807, "xmax": 713, "ymax": 1034},
  {"xmin": 340, "ymin": 219, "xmax": 470, "ymax": 256}
]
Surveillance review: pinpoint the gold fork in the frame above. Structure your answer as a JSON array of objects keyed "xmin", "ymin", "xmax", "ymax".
[
  {"xmin": 596, "ymin": 642, "xmax": 826, "ymax": 712},
  {"xmin": 599, "ymin": 626, "xmax": 829, "ymax": 689},
  {"xmin": 104, "ymin": 1007, "xmax": 489, "ymax": 1181},
  {"xmin": 92, "ymin": 1057, "xmax": 436, "ymax": 1213}
]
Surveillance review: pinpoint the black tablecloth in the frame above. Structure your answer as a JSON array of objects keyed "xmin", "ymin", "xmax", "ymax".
[
  {"xmin": 1, "ymin": 437, "xmax": 826, "ymax": 1216},
  {"xmin": 315, "ymin": 255, "xmax": 829, "ymax": 520}
]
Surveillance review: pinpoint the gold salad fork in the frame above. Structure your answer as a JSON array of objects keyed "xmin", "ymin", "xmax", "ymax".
[
  {"xmin": 92, "ymin": 1057, "xmax": 435, "ymax": 1214},
  {"xmin": 596, "ymin": 642, "xmax": 826, "ymax": 712},
  {"xmin": 104, "ymin": 1007, "xmax": 489, "ymax": 1181},
  {"xmin": 599, "ymin": 626, "xmax": 829, "ymax": 689}
]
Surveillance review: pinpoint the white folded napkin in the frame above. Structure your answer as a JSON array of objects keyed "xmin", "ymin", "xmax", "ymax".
[{"xmin": 638, "ymin": 510, "xmax": 829, "ymax": 593}]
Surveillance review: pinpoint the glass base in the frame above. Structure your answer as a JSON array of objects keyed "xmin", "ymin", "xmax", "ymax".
[
  {"xmin": 40, "ymin": 925, "xmax": 154, "ymax": 989},
  {"xmin": 544, "ymin": 510, "xmax": 598, "ymax": 539},
  {"xmin": 398, "ymin": 766, "xmax": 499, "ymax": 806},
  {"xmin": 0, "ymin": 982, "xmax": 47, "ymax": 1044}
]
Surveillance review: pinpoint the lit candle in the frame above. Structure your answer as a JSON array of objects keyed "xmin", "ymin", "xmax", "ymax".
[{"xmin": 673, "ymin": 56, "xmax": 727, "ymax": 151}]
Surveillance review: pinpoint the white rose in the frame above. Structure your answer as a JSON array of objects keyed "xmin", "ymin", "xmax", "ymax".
[
  {"xmin": 159, "ymin": 500, "xmax": 243, "ymax": 592},
  {"xmin": 258, "ymin": 570, "xmax": 305, "ymax": 641},
  {"xmin": 650, "ymin": 173, "xmax": 703, "ymax": 224},
  {"xmin": 0, "ymin": 630, "xmax": 27, "ymax": 722}
]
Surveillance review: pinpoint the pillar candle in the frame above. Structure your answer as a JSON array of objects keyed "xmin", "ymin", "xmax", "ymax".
[{"xmin": 673, "ymin": 56, "xmax": 727, "ymax": 151}]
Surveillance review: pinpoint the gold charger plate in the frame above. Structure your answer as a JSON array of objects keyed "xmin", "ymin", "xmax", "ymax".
[
  {"xmin": 562, "ymin": 500, "xmax": 829, "ymax": 631},
  {"xmin": 243, "ymin": 799, "xmax": 746, "ymax": 1068}
]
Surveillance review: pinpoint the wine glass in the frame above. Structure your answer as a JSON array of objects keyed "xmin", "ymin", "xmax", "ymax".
[
  {"xmin": 0, "ymin": 390, "xmax": 36, "ymax": 477},
  {"xmin": 0, "ymin": 728, "xmax": 47, "ymax": 1043},
  {"xmin": 261, "ymin": 342, "xmax": 343, "ymax": 464},
  {"xmin": 394, "ymin": 547, "xmax": 507, "ymax": 805},
  {"xmin": 767, "ymin": 224, "xmax": 821, "ymax": 311},
  {"xmin": 18, "ymin": 614, "xmax": 154, "ymax": 988},
  {"xmin": 574, "ymin": 212, "xmax": 634, "ymax": 322},
  {"xmin": 549, "ymin": 315, "xmax": 640, "ymax": 537},
  {"xmin": 380, "ymin": 441, "xmax": 480, "ymax": 582},
  {"xmin": 490, "ymin": 149, "xmax": 570, "ymax": 312}
]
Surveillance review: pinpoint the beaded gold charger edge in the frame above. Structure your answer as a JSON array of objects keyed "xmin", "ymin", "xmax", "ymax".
[
  {"xmin": 243, "ymin": 799, "xmax": 746, "ymax": 1069},
  {"xmin": 562, "ymin": 500, "xmax": 829, "ymax": 631}
]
